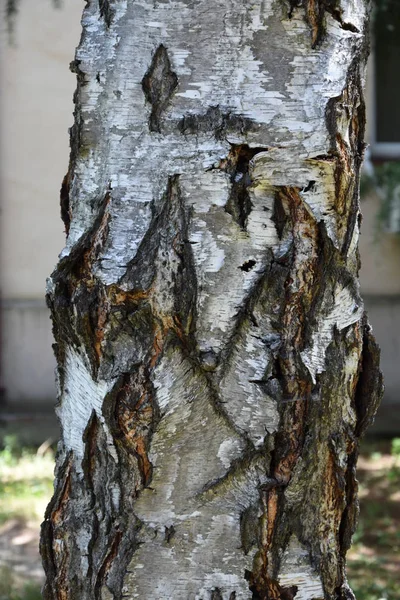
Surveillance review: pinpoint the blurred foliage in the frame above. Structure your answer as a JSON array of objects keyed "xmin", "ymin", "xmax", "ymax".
[
  {"xmin": 0, "ymin": 436, "xmax": 54, "ymax": 525},
  {"xmin": 347, "ymin": 439, "xmax": 400, "ymax": 600},
  {"xmin": 361, "ymin": 162, "xmax": 400, "ymax": 235},
  {"xmin": 0, "ymin": 566, "xmax": 41, "ymax": 600},
  {"xmin": 374, "ymin": 163, "xmax": 400, "ymax": 234}
]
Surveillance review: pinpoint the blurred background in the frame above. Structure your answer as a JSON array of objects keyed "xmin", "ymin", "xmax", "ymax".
[{"xmin": 0, "ymin": 0, "xmax": 399, "ymax": 599}]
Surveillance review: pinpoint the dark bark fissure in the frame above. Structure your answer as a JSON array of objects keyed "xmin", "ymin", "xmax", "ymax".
[
  {"xmin": 354, "ymin": 317, "xmax": 384, "ymax": 438},
  {"xmin": 327, "ymin": 58, "xmax": 367, "ymax": 259},
  {"xmin": 40, "ymin": 453, "xmax": 73, "ymax": 600},
  {"xmin": 243, "ymin": 45, "xmax": 381, "ymax": 597},
  {"xmin": 272, "ymin": 193, "xmax": 288, "ymax": 240},
  {"xmin": 224, "ymin": 145, "xmax": 269, "ymax": 230},
  {"xmin": 142, "ymin": 45, "xmax": 178, "ymax": 133},
  {"xmin": 60, "ymin": 58, "xmax": 87, "ymax": 236},
  {"xmin": 286, "ymin": 0, "xmax": 360, "ymax": 47},
  {"xmin": 99, "ymin": 0, "xmax": 115, "ymax": 27},
  {"xmin": 178, "ymin": 105, "xmax": 260, "ymax": 139},
  {"xmin": 206, "ymin": 143, "xmax": 269, "ymax": 230},
  {"xmin": 247, "ymin": 186, "xmax": 320, "ymax": 599}
]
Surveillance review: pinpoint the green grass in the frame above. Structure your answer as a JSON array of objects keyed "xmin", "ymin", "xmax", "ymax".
[
  {"xmin": 347, "ymin": 438, "xmax": 400, "ymax": 600},
  {"xmin": 0, "ymin": 436, "xmax": 54, "ymax": 525}
]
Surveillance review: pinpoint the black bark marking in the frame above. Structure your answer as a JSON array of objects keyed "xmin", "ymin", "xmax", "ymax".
[
  {"xmin": 48, "ymin": 189, "xmax": 111, "ymax": 377},
  {"xmin": 324, "ymin": 56, "xmax": 367, "ymax": 256},
  {"xmin": 302, "ymin": 180, "xmax": 316, "ymax": 193},
  {"xmin": 60, "ymin": 172, "xmax": 71, "ymax": 234},
  {"xmin": 199, "ymin": 348, "xmax": 219, "ymax": 371},
  {"xmin": 354, "ymin": 316, "xmax": 384, "ymax": 437},
  {"xmin": 214, "ymin": 144, "xmax": 268, "ymax": 230},
  {"xmin": 281, "ymin": 586, "xmax": 299, "ymax": 600},
  {"xmin": 178, "ymin": 106, "xmax": 259, "ymax": 140},
  {"xmin": 285, "ymin": 0, "xmax": 359, "ymax": 47},
  {"xmin": 164, "ymin": 525, "xmax": 175, "ymax": 543},
  {"xmin": 287, "ymin": 1, "xmax": 302, "ymax": 19},
  {"xmin": 272, "ymin": 192, "xmax": 288, "ymax": 240},
  {"xmin": 322, "ymin": 0, "xmax": 359, "ymax": 33},
  {"xmin": 338, "ymin": 447, "xmax": 359, "ymax": 557},
  {"xmin": 211, "ymin": 589, "xmax": 223, "ymax": 600},
  {"xmin": 121, "ymin": 175, "xmax": 198, "ymax": 337},
  {"xmin": 60, "ymin": 58, "xmax": 87, "ymax": 238},
  {"xmin": 239, "ymin": 260, "xmax": 256, "ymax": 272},
  {"xmin": 142, "ymin": 45, "xmax": 178, "ymax": 132},
  {"xmin": 225, "ymin": 146, "xmax": 260, "ymax": 230},
  {"xmin": 99, "ymin": 0, "xmax": 114, "ymax": 28}
]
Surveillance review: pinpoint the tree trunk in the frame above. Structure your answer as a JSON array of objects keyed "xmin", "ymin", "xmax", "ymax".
[{"xmin": 40, "ymin": 1, "xmax": 383, "ymax": 599}]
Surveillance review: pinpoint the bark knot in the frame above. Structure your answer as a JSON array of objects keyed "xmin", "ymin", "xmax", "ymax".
[{"xmin": 142, "ymin": 45, "xmax": 178, "ymax": 132}]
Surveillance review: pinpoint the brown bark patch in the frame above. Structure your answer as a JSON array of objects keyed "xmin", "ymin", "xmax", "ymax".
[{"xmin": 115, "ymin": 369, "xmax": 155, "ymax": 487}]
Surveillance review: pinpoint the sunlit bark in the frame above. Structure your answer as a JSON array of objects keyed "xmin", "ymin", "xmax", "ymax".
[{"xmin": 40, "ymin": 1, "xmax": 383, "ymax": 599}]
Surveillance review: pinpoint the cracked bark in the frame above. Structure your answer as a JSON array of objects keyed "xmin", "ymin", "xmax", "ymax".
[{"xmin": 40, "ymin": 1, "xmax": 382, "ymax": 599}]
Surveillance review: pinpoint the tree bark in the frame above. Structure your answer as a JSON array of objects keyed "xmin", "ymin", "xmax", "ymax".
[{"xmin": 40, "ymin": 1, "xmax": 383, "ymax": 599}]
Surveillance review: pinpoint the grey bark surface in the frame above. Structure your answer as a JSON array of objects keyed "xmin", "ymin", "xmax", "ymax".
[{"xmin": 40, "ymin": 1, "xmax": 383, "ymax": 599}]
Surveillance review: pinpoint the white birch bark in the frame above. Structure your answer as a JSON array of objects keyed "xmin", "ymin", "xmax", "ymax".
[{"xmin": 41, "ymin": 1, "xmax": 383, "ymax": 599}]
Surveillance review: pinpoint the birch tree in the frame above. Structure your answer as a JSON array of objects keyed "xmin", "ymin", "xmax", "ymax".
[{"xmin": 40, "ymin": 1, "xmax": 383, "ymax": 599}]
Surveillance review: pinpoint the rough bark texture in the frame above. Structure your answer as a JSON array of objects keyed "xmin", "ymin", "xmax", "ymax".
[{"xmin": 41, "ymin": 1, "xmax": 383, "ymax": 599}]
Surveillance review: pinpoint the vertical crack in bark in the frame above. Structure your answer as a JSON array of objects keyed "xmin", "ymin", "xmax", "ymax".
[
  {"xmin": 113, "ymin": 368, "xmax": 157, "ymax": 488},
  {"xmin": 247, "ymin": 186, "xmax": 320, "ymax": 599},
  {"xmin": 59, "ymin": 59, "xmax": 86, "ymax": 235},
  {"xmin": 142, "ymin": 45, "xmax": 178, "ymax": 133},
  {"xmin": 286, "ymin": 0, "xmax": 359, "ymax": 47},
  {"xmin": 49, "ymin": 189, "xmax": 111, "ymax": 378},
  {"xmin": 60, "ymin": 172, "xmax": 72, "ymax": 235},
  {"xmin": 246, "ymin": 52, "xmax": 381, "ymax": 596},
  {"xmin": 220, "ymin": 145, "xmax": 268, "ymax": 230},
  {"xmin": 354, "ymin": 317, "xmax": 384, "ymax": 438},
  {"xmin": 272, "ymin": 192, "xmax": 288, "ymax": 240},
  {"xmin": 325, "ymin": 57, "xmax": 367, "ymax": 257},
  {"xmin": 99, "ymin": 0, "xmax": 115, "ymax": 27}
]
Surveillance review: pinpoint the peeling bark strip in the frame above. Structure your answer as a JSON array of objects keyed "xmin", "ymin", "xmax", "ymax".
[{"xmin": 41, "ymin": 1, "xmax": 382, "ymax": 599}]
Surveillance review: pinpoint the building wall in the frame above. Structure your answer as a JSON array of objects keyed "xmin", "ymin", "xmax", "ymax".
[
  {"xmin": 359, "ymin": 192, "xmax": 400, "ymax": 433},
  {"xmin": 359, "ymin": 192, "xmax": 400, "ymax": 296},
  {"xmin": 0, "ymin": 2, "xmax": 399, "ymax": 434},
  {"xmin": 0, "ymin": 0, "xmax": 82, "ymax": 406}
]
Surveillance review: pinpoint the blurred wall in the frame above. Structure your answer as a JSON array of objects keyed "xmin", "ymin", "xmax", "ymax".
[
  {"xmin": 359, "ymin": 192, "xmax": 400, "ymax": 434},
  {"xmin": 0, "ymin": 0, "xmax": 82, "ymax": 408}
]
